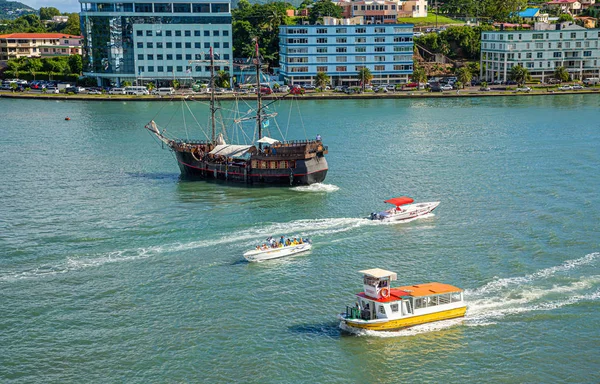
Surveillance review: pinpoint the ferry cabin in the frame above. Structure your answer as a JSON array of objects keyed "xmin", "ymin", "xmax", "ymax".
[{"xmin": 341, "ymin": 269, "xmax": 467, "ymax": 331}]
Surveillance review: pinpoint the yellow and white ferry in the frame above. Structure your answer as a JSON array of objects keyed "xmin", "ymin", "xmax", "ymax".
[{"xmin": 338, "ymin": 268, "xmax": 467, "ymax": 331}]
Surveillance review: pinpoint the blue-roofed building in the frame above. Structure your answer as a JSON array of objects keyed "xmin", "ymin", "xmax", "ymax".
[
  {"xmin": 279, "ymin": 17, "xmax": 413, "ymax": 86},
  {"xmin": 510, "ymin": 8, "xmax": 549, "ymax": 23}
]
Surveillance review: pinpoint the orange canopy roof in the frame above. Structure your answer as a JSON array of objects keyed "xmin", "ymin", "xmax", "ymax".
[
  {"xmin": 0, "ymin": 33, "xmax": 83, "ymax": 39},
  {"xmin": 397, "ymin": 282, "xmax": 462, "ymax": 297}
]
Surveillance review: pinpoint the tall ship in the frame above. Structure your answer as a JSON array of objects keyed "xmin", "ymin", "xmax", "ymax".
[{"xmin": 145, "ymin": 42, "xmax": 328, "ymax": 186}]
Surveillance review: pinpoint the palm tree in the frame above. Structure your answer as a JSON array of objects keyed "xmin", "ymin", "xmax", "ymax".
[
  {"xmin": 146, "ymin": 82, "xmax": 156, "ymax": 92},
  {"xmin": 509, "ymin": 65, "xmax": 530, "ymax": 86},
  {"xmin": 26, "ymin": 58, "xmax": 42, "ymax": 81},
  {"xmin": 315, "ymin": 72, "xmax": 330, "ymax": 91},
  {"xmin": 357, "ymin": 67, "xmax": 373, "ymax": 92},
  {"xmin": 216, "ymin": 70, "xmax": 230, "ymax": 88},
  {"xmin": 553, "ymin": 66, "xmax": 569, "ymax": 83},
  {"xmin": 411, "ymin": 66, "xmax": 427, "ymax": 84},
  {"xmin": 456, "ymin": 67, "xmax": 472, "ymax": 89}
]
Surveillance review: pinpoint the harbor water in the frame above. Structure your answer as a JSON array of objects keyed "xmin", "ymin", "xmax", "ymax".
[{"xmin": 1, "ymin": 95, "xmax": 599, "ymax": 383}]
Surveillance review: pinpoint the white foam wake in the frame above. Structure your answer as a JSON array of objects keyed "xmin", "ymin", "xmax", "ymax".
[{"xmin": 290, "ymin": 183, "xmax": 340, "ymax": 193}]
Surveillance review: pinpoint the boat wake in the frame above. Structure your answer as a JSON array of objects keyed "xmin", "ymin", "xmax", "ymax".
[
  {"xmin": 341, "ymin": 252, "xmax": 600, "ymax": 337},
  {"xmin": 290, "ymin": 183, "xmax": 340, "ymax": 193}
]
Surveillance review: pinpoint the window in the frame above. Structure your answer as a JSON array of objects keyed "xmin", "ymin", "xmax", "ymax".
[
  {"xmin": 175, "ymin": 66, "xmax": 182, "ymax": 72},
  {"xmin": 571, "ymin": 32, "xmax": 576, "ymax": 39},
  {"xmin": 193, "ymin": 3, "xmax": 209, "ymax": 12},
  {"xmin": 336, "ymin": 47, "xmax": 347, "ymax": 53},
  {"xmin": 532, "ymin": 33, "xmax": 543, "ymax": 39},
  {"xmin": 317, "ymin": 47, "xmax": 327, "ymax": 53},
  {"xmin": 289, "ymin": 57, "xmax": 308, "ymax": 63},
  {"xmin": 176, "ymin": 42, "xmax": 182, "ymax": 48},
  {"xmin": 166, "ymin": 54, "xmax": 173, "ymax": 60},
  {"xmin": 147, "ymin": 54, "xmax": 153, "ymax": 60},
  {"xmin": 316, "ymin": 28, "xmax": 327, "ymax": 34},
  {"xmin": 138, "ymin": 66, "xmax": 144, "ymax": 73},
  {"xmin": 134, "ymin": 3, "xmax": 152, "ymax": 12},
  {"xmin": 138, "ymin": 54, "xmax": 144, "ymax": 60},
  {"xmin": 537, "ymin": 52, "xmax": 543, "ymax": 58},
  {"xmin": 355, "ymin": 47, "xmax": 366, "ymax": 53},
  {"xmin": 175, "ymin": 30, "xmax": 181, "ymax": 37},
  {"xmin": 316, "ymin": 57, "xmax": 327, "ymax": 63},
  {"xmin": 211, "ymin": 3, "xmax": 229, "ymax": 12},
  {"xmin": 137, "ymin": 42, "xmax": 143, "ymax": 48},
  {"xmin": 195, "ymin": 42, "xmax": 201, "ymax": 49},
  {"xmin": 184, "ymin": 30, "xmax": 191, "ymax": 37},
  {"xmin": 374, "ymin": 27, "xmax": 385, "ymax": 33},
  {"xmin": 374, "ymin": 46, "xmax": 385, "ymax": 52},
  {"xmin": 526, "ymin": 53, "xmax": 532, "ymax": 59},
  {"xmin": 185, "ymin": 54, "xmax": 191, "ymax": 60},
  {"xmin": 214, "ymin": 42, "xmax": 220, "ymax": 48},
  {"xmin": 355, "ymin": 37, "xmax": 366, "ymax": 43},
  {"xmin": 223, "ymin": 31, "xmax": 229, "ymax": 36},
  {"xmin": 153, "ymin": 3, "xmax": 171, "ymax": 12},
  {"xmin": 378, "ymin": 305, "xmax": 385, "ymax": 315},
  {"xmin": 157, "ymin": 66, "xmax": 164, "ymax": 72},
  {"xmin": 223, "ymin": 42, "xmax": 229, "ymax": 48},
  {"xmin": 136, "ymin": 30, "xmax": 143, "ymax": 37},
  {"xmin": 185, "ymin": 42, "xmax": 191, "ymax": 48},
  {"xmin": 584, "ymin": 51, "xmax": 592, "ymax": 57},
  {"xmin": 356, "ymin": 56, "xmax": 366, "ymax": 62},
  {"xmin": 374, "ymin": 56, "xmax": 385, "ymax": 62},
  {"xmin": 290, "ymin": 67, "xmax": 308, "ymax": 72},
  {"xmin": 166, "ymin": 42, "xmax": 172, "ymax": 48},
  {"xmin": 335, "ymin": 66, "xmax": 346, "ymax": 72},
  {"xmin": 390, "ymin": 304, "xmax": 399, "ymax": 312},
  {"xmin": 336, "ymin": 37, "xmax": 347, "ymax": 43},
  {"xmin": 166, "ymin": 31, "xmax": 172, "ymax": 37},
  {"xmin": 508, "ymin": 34, "xmax": 513, "ymax": 40},
  {"xmin": 214, "ymin": 30, "xmax": 220, "ymax": 36},
  {"xmin": 355, "ymin": 65, "xmax": 365, "ymax": 71},
  {"xmin": 535, "ymin": 43, "xmax": 543, "ymax": 49},
  {"xmin": 374, "ymin": 65, "xmax": 385, "ymax": 71},
  {"xmin": 374, "ymin": 37, "xmax": 385, "ymax": 43},
  {"xmin": 336, "ymin": 56, "xmax": 347, "ymax": 62},
  {"xmin": 356, "ymin": 27, "xmax": 366, "ymax": 34},
  {"xmin": 317, "ymin": 66, "xmax": 327, "ymax": 72},
  {"xmin": 174, "ymin": 3, "xmax": 190, "ymax": 12},
  {"xmin": 204, "ymin": 43, "xmax": 210, "ymax": 48},
  {"xmin": 157, "ymin": 54, "xmax": 163, "ymax": 60},
  {"xmin": 146, "ymin": 42, "xmax": 153, "ymax": 48},
  {"xmin": 224, "ymin": 54, "xmax": 230, "ymax": 60},
  {"xmin": 316, "ymin": 38, "xmax": 327, "ymax": 44},
  {"xmin": 336, "ymin": 28, "xmax": 347, "ymax": 33},
  {"xmin": 167, "ymin": 65, "xmax": 173, "ymax": 72},
  {"xmin": 287, "ymin": 38, "xmax": 308, "ymax": 44},
  {"xmin": 553, "ymin": 52, "xmax": 561, "ymax": 58},
  {"xmin": 147, "ymin": 66, "xmax": 154, "ymax": 72}
]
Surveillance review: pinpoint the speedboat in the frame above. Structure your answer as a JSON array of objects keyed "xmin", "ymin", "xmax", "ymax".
[
  {"xmin": 243, "ymin": 238, "xmax": 312, "ymax": 262},
  {"xmin": 338, "ymin": 268, "xmax": 467, "ymax": 331},
  {"xmin": 369, "ymin": 196, "xmax": 439, "ymax": 222}
]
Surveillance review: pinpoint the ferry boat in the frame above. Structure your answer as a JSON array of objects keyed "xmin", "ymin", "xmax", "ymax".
[
  {"xmin": 243, "ymin": 240, "xmax": 312, "ymax": 262},
  {"xmin": 369, "ymin": 197, "xmax": 439, "ymax": 222},
  {"xmin": 338, "ymin": 268, "xmax": 467, "ymax": 331}
]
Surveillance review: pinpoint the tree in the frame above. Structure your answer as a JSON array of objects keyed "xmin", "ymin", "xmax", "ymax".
[
  {"xmin": 411, "ymin": 66, "xmax": 427, "ymax": 84},
  {"xmin": 557, "ymin": 14, "xmax": 574, "ymax": 23},
  {"xmin": 122, "ymin": 80, "xmax": 132, "ymax": 87},
  {"xmin": 308, "ymin": 0, "xmax": 342, "ymax": 24},
  {"xmin": 215, "ymin": 70, "xmax": 231, "ymax": 88},
  {"xmin": 509, "ymin": 65, "xmax": 530, "ymax": 86},
  {"xmin": 554, "ymin": 66, "xmax": 569, "ymax": 82},
  {"xmin": 357, "ymin": 67, "xmax": 373, "ymax": 92},
  {"xmin": 26, "ymin": 58, "xmax": 43, "ymax": 80},
  {"xmin": 39, "ymin": 7, "xmax": 61, "ymax": 21},
  {"xmin": 456, "ymin": 66, "xmax": 472, "ymax": 88},
  {"xmin": 68, "ymin": 55, "xmax": 83, "ymax": 75},
  {"xmin": 315, "ymin": 72, "xmax": 330, "ymax": 90},
  {"xmin": 62, "ymin": 13, "xmax": 81, "ymax": 35},
  {"xmin": 6, "ymin": 59, "xmax": 24, "ymax": 78},
  {"xmin": 146, "ymin": 82, "xmax": 156, "ymax": 91}
]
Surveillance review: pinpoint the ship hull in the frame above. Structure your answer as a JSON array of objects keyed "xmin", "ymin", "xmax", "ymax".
[
  {"xmin": 174, "ymin": 151, "xmax": 328, "ymax": 186},
  {"xmin": 340, "ymin": 306, "xmax": 467, "ymax": 331}
]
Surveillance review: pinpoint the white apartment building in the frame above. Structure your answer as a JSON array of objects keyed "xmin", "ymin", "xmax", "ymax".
[{"xmin": 480, "ymin": 23, "xmax": 600, "ymax": 82}]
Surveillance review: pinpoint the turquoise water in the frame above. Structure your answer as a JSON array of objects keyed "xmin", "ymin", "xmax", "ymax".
[{"xmin": 1, "ymin": 95, "xmax": 599, "ymax": 383}]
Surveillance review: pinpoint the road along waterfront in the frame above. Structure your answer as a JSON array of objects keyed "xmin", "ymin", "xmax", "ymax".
[{"xmin": 1, "ymin": 95, "xmax": 599, "ymax": 383}]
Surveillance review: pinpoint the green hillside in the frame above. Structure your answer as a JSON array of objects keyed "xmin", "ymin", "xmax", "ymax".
[{"xmin": 0, "ymin": 0, "xmax": 36, "ymax": 20}]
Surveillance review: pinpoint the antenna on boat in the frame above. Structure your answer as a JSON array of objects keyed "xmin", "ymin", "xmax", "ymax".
[{"xmin": 188, "ymin": 48, "xmax": 228, "ymax": 145}]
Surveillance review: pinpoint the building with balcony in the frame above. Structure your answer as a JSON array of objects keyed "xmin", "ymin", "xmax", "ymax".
[
  {"xmin": 480, "ymin": 23, "xmax": 600, "ymax": 83},
  {"xmin": 0, "ymin": 33, "xmax": 82, "ymax": 62},
  {"xmin": 79, "ymin": 0, "xmax": 233, "ymax": 86},
  {"xmin": 279, "ymin": 18, "xmax": 413, "ymax": 86},
  {"xmin": 334, "ymin": 0, "xmax": 427, "ymax": 22}
]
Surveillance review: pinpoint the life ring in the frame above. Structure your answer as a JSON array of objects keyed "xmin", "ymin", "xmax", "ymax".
[{"xmin": 380, "ymin": 288, "xmax": 390, "ymax": 298}]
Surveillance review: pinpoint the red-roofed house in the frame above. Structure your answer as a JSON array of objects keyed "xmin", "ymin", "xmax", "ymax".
[
  {"xmin": 0, "ymin": 33, "xmax": 83, "ymax": 61},
  {"xmin": 544, "ymin": 0, "xmax": 583, "ymax": 15}
]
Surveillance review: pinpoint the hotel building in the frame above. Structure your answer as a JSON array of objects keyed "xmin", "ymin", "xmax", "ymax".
[
  {"xmin": 480, "ymin": 23, "xmax": 600, "ymax": 83},
  {"xmin": 279, "ymin": 18, "xmax": 414, "ymax": 86},
  {"xmin": 334, "ymin": 0, "xmax": 427, "ymax": 22},
  {"xmin": 79, "ymin": 0, "xmax": 233, "ymax": 86},
  {"xmin": 0, "ymin": 33, "xmax": 82, "ymax": 61}
]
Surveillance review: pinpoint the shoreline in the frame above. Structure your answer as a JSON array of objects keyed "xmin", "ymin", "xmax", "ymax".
[{"xmin": 1, "ymin": 88, "xmax": 599, "ymax": 101}]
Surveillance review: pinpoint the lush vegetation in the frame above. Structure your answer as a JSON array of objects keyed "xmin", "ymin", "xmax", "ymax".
[
  {"xmin": 509, "ymin": 65, "xmax": 530, "ymax": 85},
  {"xmin": 397, "ymin": 13, "xmax": 463, "ymax": 26},
  {"xmin": 438, "ymin": 0, "xmax": 528, "ymax": 22},
  {"xmin": 415, "ymin": 25, "xmax": 495, "ymax": 61},
  {"xmin": 0, "ymin": 13, "xmax": 80, "ymax": 35},
  {"xmin": 3, "ymin": 56, "xmax": 82, "ymax": 81},
  {"xmin": 0, "ymin": 0, "xmax": 35, "ymax": 20}
]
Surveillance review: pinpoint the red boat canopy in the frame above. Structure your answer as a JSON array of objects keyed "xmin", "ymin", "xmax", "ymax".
[{"xmin": 384, "ymin": 196, "xmax": 414, "ymax": 207}]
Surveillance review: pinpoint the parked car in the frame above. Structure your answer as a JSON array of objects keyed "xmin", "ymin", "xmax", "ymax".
[
  {"xmin": 87, "ymin": 88, "xmax": 102, "ymax": 95},
  {"xmin": 46, "ymin": 87, "xmax": 60, "ymax": 94},
  {"xmin": 334, "ymin": 86, "xmax": 345, "ymax": 92},
  {"xmin": 479, "ymin": 87, "xmax": 491, "ymax": 91},
  {"xmin": 558, "ymin": 85, "xmax": 573, "ymax": 91},
  {"xmin": 276, "ymin": 85, "xmax": 290, "ymax": 93},
  {"xmin": 109, "ymin": 87, "xmax": 126, "ymax": 95},
  {"xmin": 516, "ymin": 87, "xmax": 531, "ymax": 92},
  {"xmin": 571, "ymin": 84, "xmax": 584, "ymax": 90},
  {"xmin": 441, "ymin": 84, "xmax": 453, "ymax": 91},
  {"xmin": 303, "ymin": 84, "xmax": 315, "ymax": 90}
]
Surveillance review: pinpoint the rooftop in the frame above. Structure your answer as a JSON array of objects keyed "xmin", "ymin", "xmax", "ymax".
[{"xmin": 0, "ymin": 33, "xmax": 83, "ymax": 39}]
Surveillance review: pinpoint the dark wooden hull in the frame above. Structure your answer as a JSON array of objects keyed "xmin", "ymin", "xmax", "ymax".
[{"xmin": 174, "ymin": 151, "xmax": 328, "ymax": 186}]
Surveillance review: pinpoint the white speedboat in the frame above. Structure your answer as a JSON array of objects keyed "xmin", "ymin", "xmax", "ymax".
[
  {"xmin": 369, "ymin": 197, "xmax": 439, "ymax": 222},
  {"xmin": 243, "ymin": 239, "xmax": 312, "ymax": 262}
]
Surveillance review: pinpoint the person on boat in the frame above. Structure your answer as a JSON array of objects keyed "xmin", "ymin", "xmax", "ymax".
[
  {"xmin": 298, "ymin": 238, "xmax": 303, "ymax": 244},
  {"xmin": 256, "ymin": 245, "xmax": 261, "ymax": 250},
  {"xmin": 292, "ymin": 238, "xmax": 298, "ymax": 245},
  {"xmin": 285, "ymin": 238, "xmax": 291, "ymax": 246},
  {"xmin": 280, "ymin": 236, "xmax": 285, "ymax": 246},
  {"xmin": 316, "ymin": 134, "xmax": 322, "ymax": 141}
]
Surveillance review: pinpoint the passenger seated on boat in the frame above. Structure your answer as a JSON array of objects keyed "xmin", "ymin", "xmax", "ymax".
[
  {"xmin": 280, "ymin": 236, "xmax": 285, "ymax": 246},
  {"xmin": 256, "ymin": 245, "xmax": 261, "ymax": 250},
  {"xmin": 298, "ymin": 238, "xmax": 303, "ymax": 244},
  {"xmin": 285, "ymin": 239, "xmax": 291, "ymax": 246},
  {"xmin": 292, "ymin": 238, "xmax": 298, "ymax": 245}
]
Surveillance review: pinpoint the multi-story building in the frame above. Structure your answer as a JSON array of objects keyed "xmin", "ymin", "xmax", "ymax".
[
  {"xmin": 0, "ymin": 33, "xmax": 82, "ymax": 62},
  {"xmin": 480, "ymin": 24, "xmax": 600, "ymax": 83},
  {"xmin": 335, "ymin": 0, "xmax": 427, "ymax": 22},
  {"xmin": 279, "ymin": 18, "xmax": 413, "ymax": 86},
  {"xmin": 79, "ymin": 0, "xmax": 233, "ymax": 86}
]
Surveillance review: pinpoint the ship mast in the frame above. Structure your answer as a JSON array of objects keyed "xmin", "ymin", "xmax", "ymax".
[
  {"xmin": 255, "ymin": 39, "xmax": 263, "ymax": 146},
  {"xmin": 209, "ymin": 47, "xmax": 216, "ymax": 144}
]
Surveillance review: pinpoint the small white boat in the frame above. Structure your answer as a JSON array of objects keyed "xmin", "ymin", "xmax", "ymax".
[
  {"xmin": 369, "ymin": 196, "xmax": 439, "ymax": 222},
  {"xmin": 243, "ymin": 239, "xmax": 312, "ymax": 262}
]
